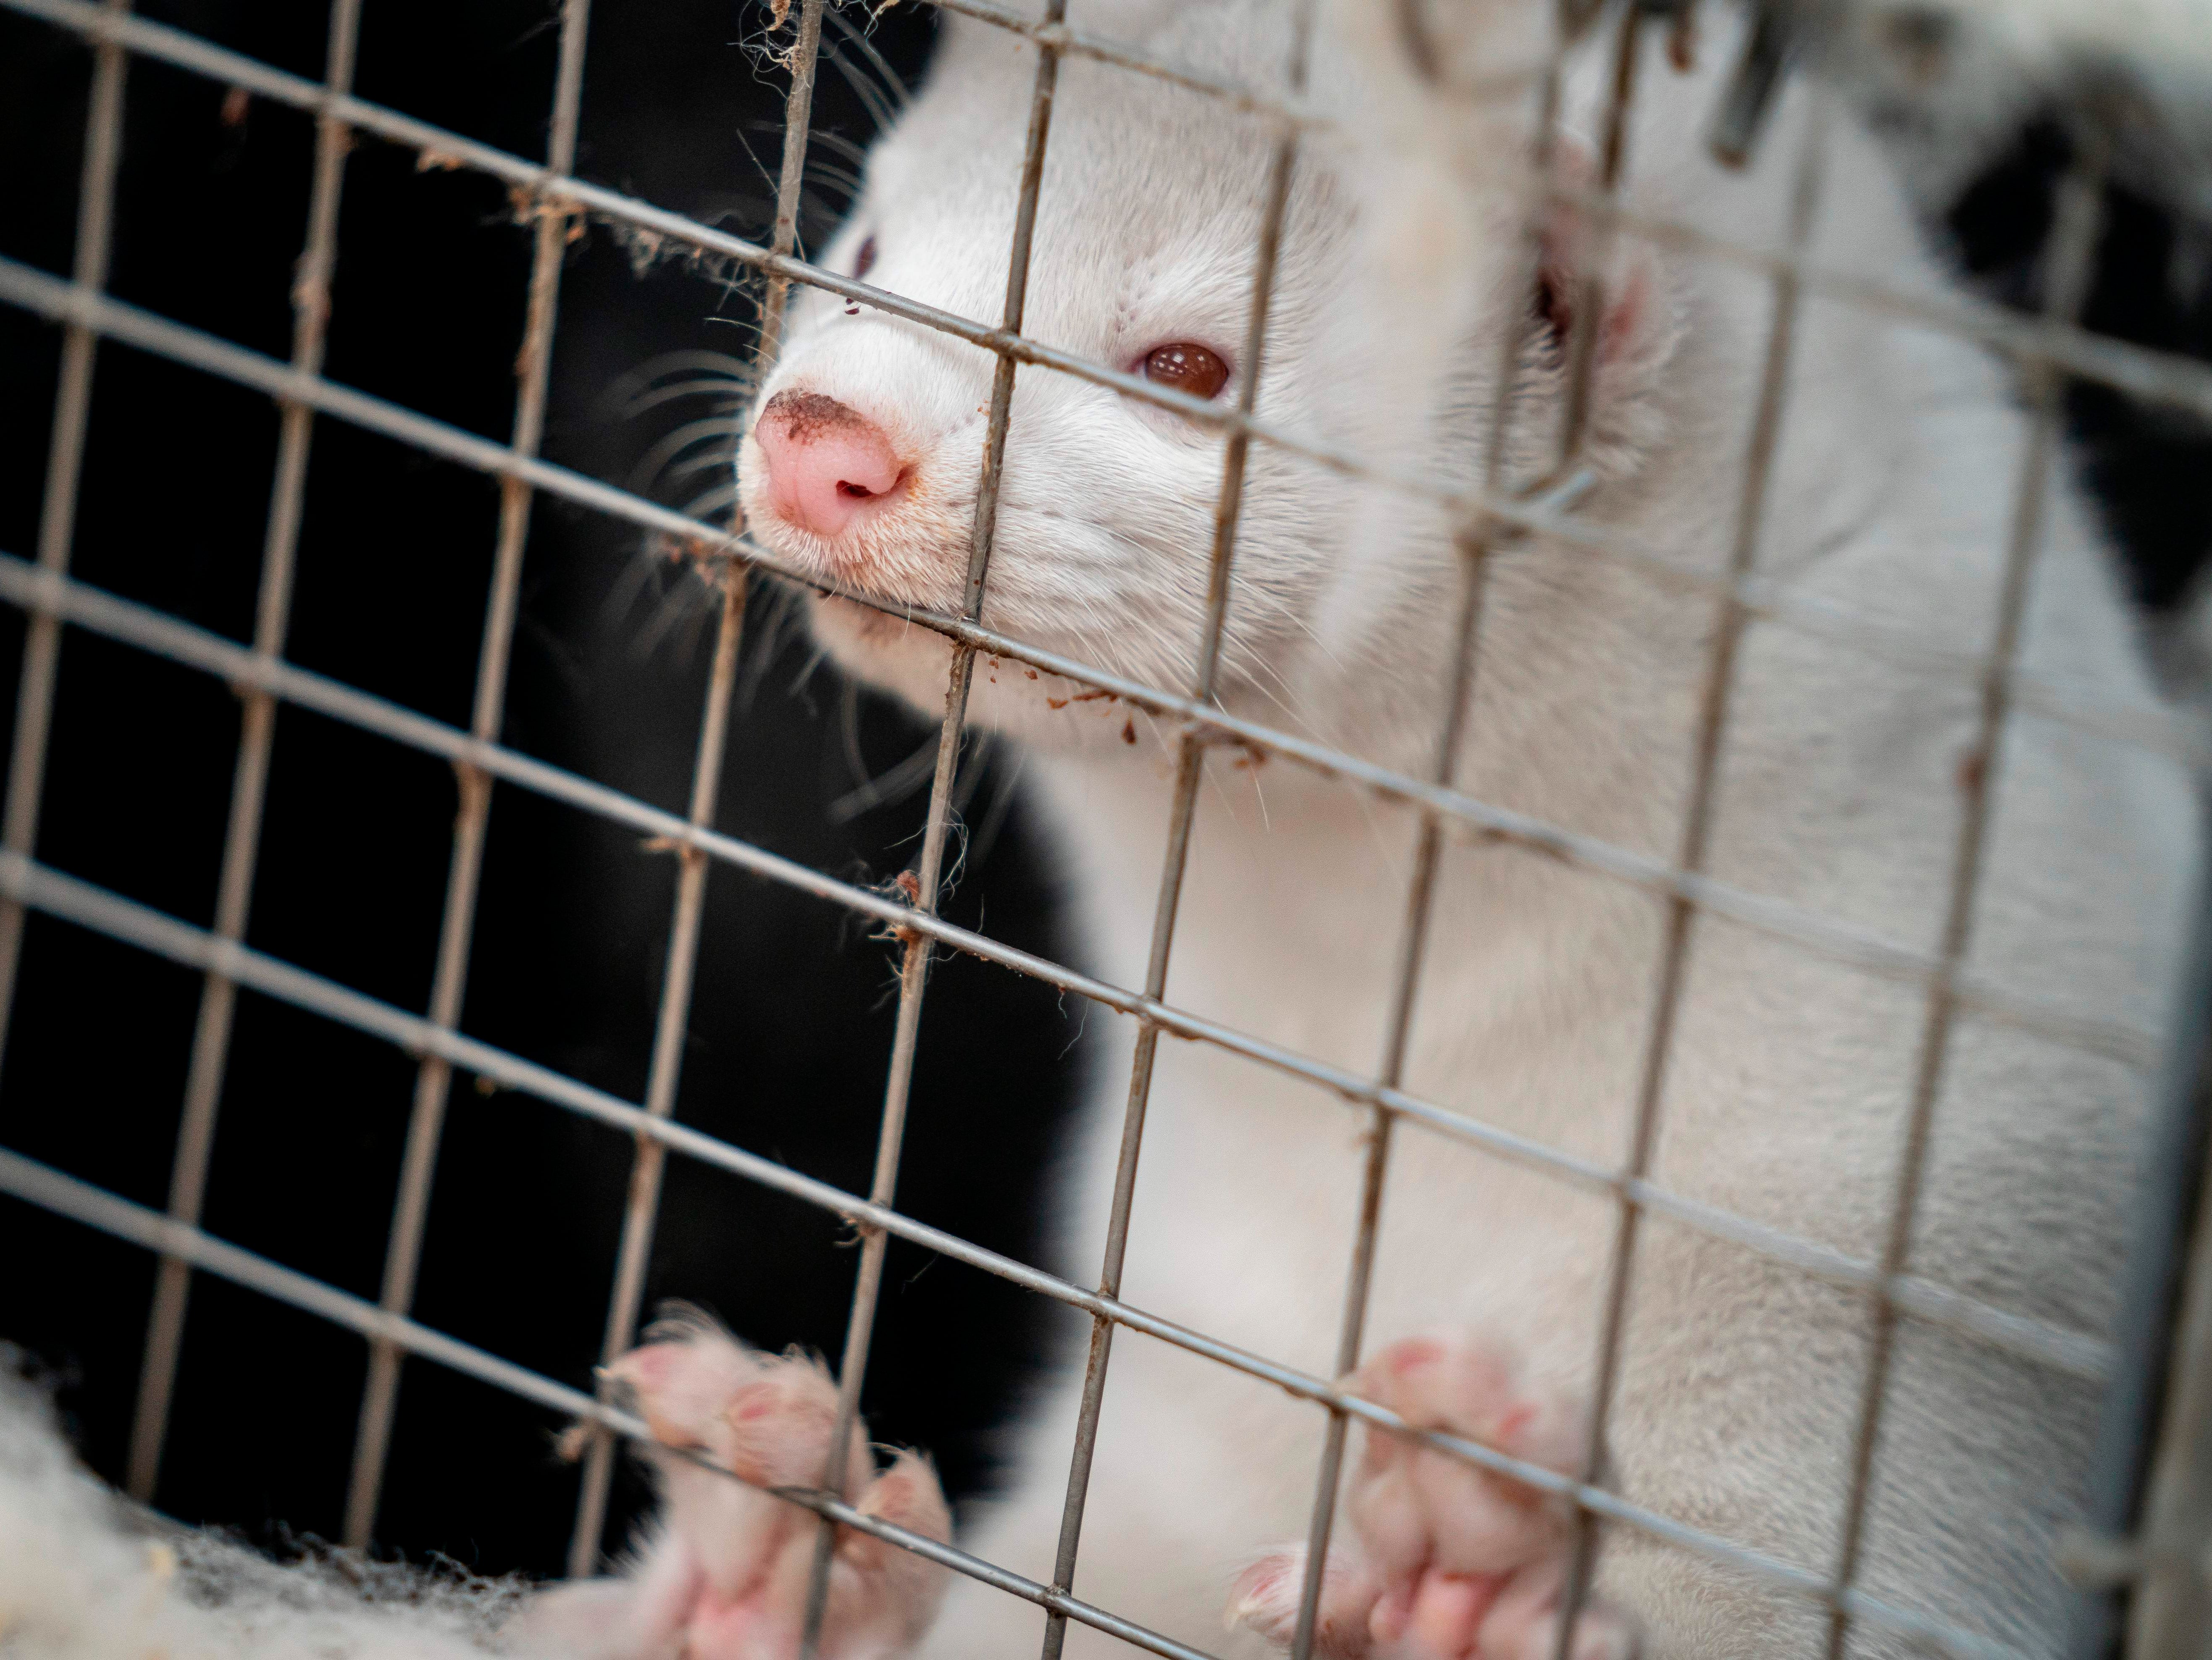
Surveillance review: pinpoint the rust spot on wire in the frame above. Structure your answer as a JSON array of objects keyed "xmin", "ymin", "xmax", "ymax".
[
  {"xmin": 1956, "ymin": 746, "xmax": 1989, "ymax": 796},
  {"xmin": 869, "ymin": 869, "xmax": 926, "ymax": 949},
  {"xmin": 1666, "ymin": 6, "xmax": 1696, "ymax": 72}
]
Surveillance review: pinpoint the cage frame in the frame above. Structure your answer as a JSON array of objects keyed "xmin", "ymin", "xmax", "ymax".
[{"xmin": 1, "ymin": 1, "xmax": 2209, "ymax": 1658}]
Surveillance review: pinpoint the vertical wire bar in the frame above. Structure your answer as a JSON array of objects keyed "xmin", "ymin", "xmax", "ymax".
[
  {"xmin": 794, "ymin": 11, "xmax": 1067, "ymax": 1655},
  {"xmin": 1819, "ymin": 137, "xmax": 2110, "ymax": 1660},
  {"xmin": 563, "ymin": 569, "xmax": 748, "ymax": 1577},
  {"xmin": 2070, "ymin": 840, "xmax": 2212, "ymax": 1657},
  {"xmin": 1550, "ymin": 0, "xmax": 1641, "ymax": 478},
  {"xmin": 0, "ymin": 0, "xmax": 131, "ymax": 1083},
  {"xmin": 341, "ymin": 0, "xmax": 595, "ymax": 1551},
  {"xmin": 1281, "ymin": 528, "xmax": 1487, "ymax": 1660},
  {"xmin": 1548, "ymin": 95, "xmax": 1832, "ymax": 1660},
  {"xmin": 1035, "ymin": 13, "xmax": 1317, "ymax": 1658},
  {"xmin": 562, "ymin": 0, "xmax": 823, "ymax": 1574},
  {"xmin": 124, "ymin": 0, "xmax": 365, "ymax": 1506},
  {"xmin": 756, "ymin": 0, "xmax": 828, "ymax": 369},
  {"xmin": 1282, "ymin": 22, "xmax": 1584, "ymax": 1655},
  {"xmin": 2122, "ymin": 1103, "xmax": 2212, "ymax": 1658}
]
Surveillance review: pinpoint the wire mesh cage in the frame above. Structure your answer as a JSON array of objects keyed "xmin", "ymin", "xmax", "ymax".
[{"xmin": 3, "ymin": 0, "xmax": 2211, "ymax": 1658}]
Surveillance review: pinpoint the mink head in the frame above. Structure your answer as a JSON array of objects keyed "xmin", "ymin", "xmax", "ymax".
[{"xmin": 737, "ymin": 0, "xmax": 1687, "ymax": 770}]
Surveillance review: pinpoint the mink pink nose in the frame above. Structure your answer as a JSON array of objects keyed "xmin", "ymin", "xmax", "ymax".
[{"xmin": 752, "ymin": 391, "xmax": 906, "ymax": 538}]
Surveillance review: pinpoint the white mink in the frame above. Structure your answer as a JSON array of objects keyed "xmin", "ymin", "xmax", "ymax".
[{"xmin": 632, "ymin": 1, "xmax": 2202, "ymax": 1656}]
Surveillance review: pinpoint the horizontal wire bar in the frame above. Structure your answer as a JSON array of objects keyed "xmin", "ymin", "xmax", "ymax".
[
  {"xmin": 8, "ymin": 1138, "xmax": 2045, "ymax": 1660},
  {"xmin": 0, "ymin": 265, "xmax": 2178, "ymax": 1064},
  {"xmin": 1567, "ymin": 176, "xmax": 2212, "ymax": 436},
  {"xmin": 927, "ymin": 0, "xmax": 1328, "ymax": 129},
  {"xmin": 0, "ymin": 998, "xmax": 2026, "ymax": 1660},
  {"xmin": 11, "ymin": 0, "xmax": 2212, "ymax": 444},
  {"xmin": 0, "ymin": 1150, "xmax": 1241, "ymax": 1660},
  {"xmin": 0, "ymin": 0, "xmax": 1356, "ymax": 467},
  {"xmin": 0, "ymin": 238, "xmax": 2194, "ymax": 783},
  {"xmin": 0, "ymin": 244, "xmax": 2195, "ymax": 813},
  {"xmin": 0, "ymin": 1148, "xmax": 610, "ymax": 1422},
  {"xmin": 0, "ymin": 552, "xmax": 2122, "ymax": 1381}
]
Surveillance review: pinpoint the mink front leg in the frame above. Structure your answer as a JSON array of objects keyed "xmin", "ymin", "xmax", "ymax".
[
  {"xmin": 1229, "ymin": 1334, "xmax": 1638, "ymax": 1660},
  {"xmin": 515, "ymin": 1307, "xmax": 951, "ymax": 1660}
]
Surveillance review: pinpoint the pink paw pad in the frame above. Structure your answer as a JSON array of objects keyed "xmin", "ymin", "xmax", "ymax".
[
  {"xmin": 1227, "ymin": 1333, "xmax": 1638, "ymax": 1660},
  {"xmin": 531, "ymin": 1305, "xmax": 950, "ymax": 1660},
  {"xmin": 1228, "ymin": 1544, "xmax": 1383, "ymax": 1659}
]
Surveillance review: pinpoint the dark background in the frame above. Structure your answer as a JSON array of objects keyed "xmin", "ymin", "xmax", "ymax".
[
  {"xmin": 0, "ymin": 0, "xmax": 1093, "ymax": 1576},
  {"xmin": 1929, "ymin": 113, "xmax": 2212, "ymax": 612},
  {"xmin": 1, "ymin": 0, "xmax": 2209, "ymax": 1590}
]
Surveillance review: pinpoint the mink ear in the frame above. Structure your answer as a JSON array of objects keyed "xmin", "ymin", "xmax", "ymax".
[{"xmin": 1524, "ymin": 135, "xmax": 1683, "ymax": 463}]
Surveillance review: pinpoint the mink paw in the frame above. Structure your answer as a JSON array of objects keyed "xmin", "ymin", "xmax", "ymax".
[
  {"xmin": 517, "ymin": 1306, "xmax": 949, "ymax": 1660},
  {"xmin": 1227, "ymin": 1335, "xmax": 1637, "ymax": 1660}
]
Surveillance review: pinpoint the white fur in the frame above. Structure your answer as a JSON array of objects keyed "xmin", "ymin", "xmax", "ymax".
[
  {"xmin": 0, "ymin": 1368, "xmax": 528, "ymax": 1660},
  {"xmin": 737, "ymin": 1, "xmax": 2201, "ymax": 1656}
]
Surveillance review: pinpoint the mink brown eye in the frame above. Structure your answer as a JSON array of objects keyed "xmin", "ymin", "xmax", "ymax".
[
  {"xmin": 853, "ymin": 235, "xmax": 877, "ymax": 281},
  {"xmin": 1140, "ymin": 342, "xmax": 1230, "ymax": 400}
]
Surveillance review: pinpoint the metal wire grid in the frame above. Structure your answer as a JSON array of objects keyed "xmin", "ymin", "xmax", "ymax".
[{"xmin": 0, "ymin": 2, "xmax": 2198, "ymax": 1659}]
